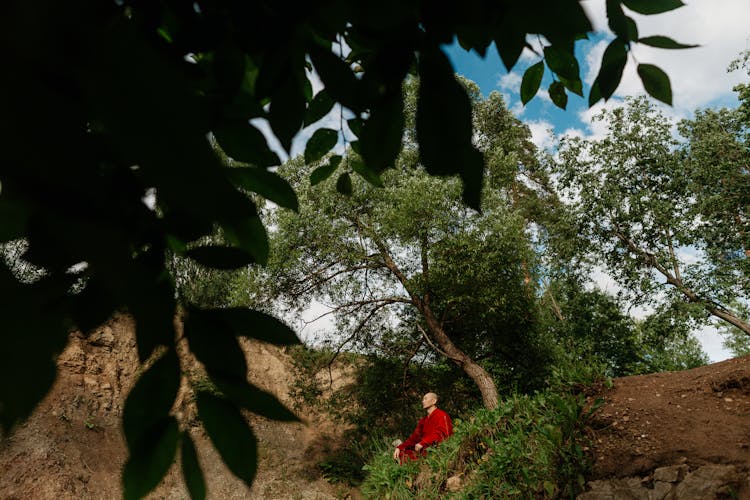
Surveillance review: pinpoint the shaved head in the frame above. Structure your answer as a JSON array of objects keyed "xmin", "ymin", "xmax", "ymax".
[{"xmin": 422, "ymin": 392, "xmax": 438, "ymax": 410}]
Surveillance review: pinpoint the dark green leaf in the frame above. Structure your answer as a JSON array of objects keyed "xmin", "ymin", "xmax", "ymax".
[
  {"xmin": 72, "ymin": 278, "xmax": 118, "ymax": 334},
  {"xmin": 336, "ymin": 172, "xmax": 353, "ymax": 195},
  {"xmin": 212, "ymin": 376, "xmax": 299, "ymax": 422},
  {"xmin": 347, "ymin": 118, "xmax": 364, "ymax": 138},
  {"xmin": 197, "ymin": 393, "xmax": 258, "ymax": 488},
  {"xmin": 349, "ymin": 140, "xmax": 362, "ymax": 155},
  {"xmin": 494, "ymin": 25, "xmax": 526, "ymax": 71},
  {"xmin": 310, "ymin": 155, "xmax": 342, "ymax": 185},
  {"xmin": 521, "ymin": 61, "xmax": 545, "ymax": 105},
  {"xmin": 588, "ymin": 81, "xmax": 603, "ymax": 107},
  {"xmin": 222, "ymin": 215, "xmax": 269, "ymax": 265},
  {"xmin": 0, "ymin": 198, "xmax": 27, "ymax": 243},
  {"xmin": 592, "ymin": 39, "xmax": 627, "ymax": 102},
  {"xmin": 626, "ymin": 17, "xmax": 639, "ymax": 41},
  {"xmin": 638, "ymin": 36, "xmax": 698, "ymax": 49},
  {"xmin": 304, "ymin": 128, "xmax": 338, "ymax": 164},
  {"xmin": 304, "ymin": 90, "xmax": 335, "ymax": 127},
  {"xmin": 549, "ymin": 81, "xmax": 568, "ymax": 110},
  {"xmin": 129, "ymin": 278, "xmax": 177, "ymax": 363},
  {"xmin": 123, "ymin": 417, "xmax": 180, "ymax": 500},
  {"xmin": 123, "ymin": 349, "xmax": 181, "ymax": 452},
  {"xmin": 558, "ymin": 75, "xmax": 583, "ymax": 97},
  {"xmin": 309, "ymin": 46, "xmax": 365, "ymax": 113},
  {"xmin": 543, "ymin": 46, "xmax": 580, "ymax": 83},
  {"xmin": 206, "ymin": 307, "xmax": 301, "ymax": 345},
  {"xmin": 185, "ymin": 309, "xmax": 248, "ymax": 380},
  {"xmin": 606, "ymin": 0, "xmax": 629, "ymax": 40},
  {"xmin": 416, "ymin": 44, "xmax": 483, "ymax": 210},
  {"xmin": 623, "ymin": 0, "xmax": 684, "ymax": 15},
  {"xmin": 301, "ymin": 75, "xmax": 313, "ymax": 102},
  {"xmin": 225, "ymin": 167, "xmax": 299, "ymax": 211},
  {"xmin": 0, "ymin": 275, "xmax": 69, "ymax": 434},
  {"xmin": 269, "ymin": 77, "xmax": 306, "ymax": 153},
  {"xmin": 351, "ymin": 158, "xmax": 384, "ymax": 187},
  {"xmin": 359, "ymin": 91, "xmax": 403, "ymax": 172},
  {"xmin": 181, "ymin": 432, "xmax": 206, "ymax": 500},
  {"xmin": 213, "ymin": 123, "xmax": 281, "ymax": 168},
  {"xmin": 637, "ymin": 63, "xmax": 672, "ymax": 105},
  {"xmin": 186, "ymin": 245, "xmax": 255, "ymax": 270}
]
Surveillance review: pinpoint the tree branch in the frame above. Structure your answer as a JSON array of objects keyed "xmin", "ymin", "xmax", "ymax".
[
  {"xmin": 664, "ymin": 226, "xmax": 683, "ymax": 286},
  {"xmin": 402, "ymin": 339, "xmax": 424, "ymax": 398},
  {"xmin": 303, "ymin": 296, "xmax": 411, "ymax": 325},
  {"xmin": 324, "ymin": 299, "xmax": 399, "ymax": 386},
  {"xmin": 416, "ymin": 324, "xmax": 463, "ymax": 364}
]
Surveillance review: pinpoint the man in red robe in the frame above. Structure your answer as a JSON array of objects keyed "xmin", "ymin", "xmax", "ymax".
[{"xmin": 393, "ymin": 392, "xmax": 453, "ymax": 463}]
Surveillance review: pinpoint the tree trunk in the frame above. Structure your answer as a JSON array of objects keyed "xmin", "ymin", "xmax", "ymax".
[
  {"xmin": 707, "ymin": 305, "xmax": 750, "ymax": 336},
  {"xmin": 615, "ymin": 230, "xmax": 750, "ymax": 337},
  {"xmin": 421, "ymin": 302, "xmax": 499, "ymax": 410},
  {"xmin": 370, "ymin": 227, "xmax": 500, "ymax": 409}
]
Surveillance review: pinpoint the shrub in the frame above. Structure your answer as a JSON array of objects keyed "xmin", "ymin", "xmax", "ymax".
[{"xmin": 361, "ymin": 390, "xmax": 602, "ymax": 498}]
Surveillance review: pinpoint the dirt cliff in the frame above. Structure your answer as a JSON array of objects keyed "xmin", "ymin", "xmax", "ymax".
[{"xmin": 0, "ymin": 314, "xmax": 353, "ymax": 499}]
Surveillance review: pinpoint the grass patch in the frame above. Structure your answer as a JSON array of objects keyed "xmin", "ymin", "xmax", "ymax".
[{"xmin": 361, "ymin": 391, "xmax": 602, "ymax": 498}]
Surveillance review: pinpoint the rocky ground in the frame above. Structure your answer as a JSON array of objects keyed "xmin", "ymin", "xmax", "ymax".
[{"xmin": 582, "ymin": 355, "xmax": 750, "ymax": 498}]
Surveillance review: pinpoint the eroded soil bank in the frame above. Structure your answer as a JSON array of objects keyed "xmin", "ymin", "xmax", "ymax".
[{"xmin": 0, "ymin": 315, "xmax": 354, "ymax": 499}]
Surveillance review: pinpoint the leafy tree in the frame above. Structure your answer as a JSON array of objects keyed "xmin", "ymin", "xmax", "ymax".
[
  {"xmin": 1, "ymin": 1, "xmax": 690, "ymax": 496},
  {"xmin": 245, "ymin": 155, "xmax": 526, "ymax": 409},
  {"xmin": 677, "ymin": 109, "xmax": 750, "ymax": 288},
  {"xmin": 237, "ymin": 81, "xmax": 577, "ymax": 409},
  {"xmin": 540, "ymin": 279, "xmax": 708, "ymax": 377},
  {"xmin": 635, "ymin": 304, "xmax": 709, "ymax": 372},
  {"xmin": 554, "ymin": 97, "xmax": 750, "ymax": 337}
]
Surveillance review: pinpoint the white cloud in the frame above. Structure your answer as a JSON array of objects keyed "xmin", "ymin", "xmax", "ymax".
[
  {"xmin": 582, "ymin": 0, "xmax": 750, "ymax": 116},
  {"xmin": 526, "ymin": 119, "xmax": 555, "ymax": 150},
  {"xmin": 497, "ymin": 71, "xmax": 522, "ymax": 91},
  {"xmin": 695, "ymin": 324, "xmax": 733, "ymax": 362}
]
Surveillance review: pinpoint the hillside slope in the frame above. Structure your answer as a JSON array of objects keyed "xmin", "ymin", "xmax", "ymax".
[
  {"xmin": 0, "ymin": 314, "xmax": 352, "ymax": 499},
  {"xmin": 583, "ymin": 355, "xmax": 750, "ymax": 497}
]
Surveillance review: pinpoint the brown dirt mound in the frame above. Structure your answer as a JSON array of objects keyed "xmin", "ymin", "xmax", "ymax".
[
  {"xmin": 0, "ymin": 314, "xmax": 355, "ymax": 499},
  {"xmin": 588, "ymin": 354, "xmax": 750, "ymax": 480}
]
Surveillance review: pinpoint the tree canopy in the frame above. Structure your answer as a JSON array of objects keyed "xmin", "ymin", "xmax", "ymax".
[
  {"xmin": 554, "ymin": 96, "xmax": 750, "ymax": 337},
  {"xmin": 1, "ymin": 1, "xmax": 692, "ymax": 497}
]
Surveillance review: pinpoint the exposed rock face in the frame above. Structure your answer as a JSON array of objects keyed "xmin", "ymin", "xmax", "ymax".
[
  {"xmin": 0, "ymin": 314, "xmax": 347, "ymax": 499},
  {"xmin": 578, "ymin": 464, "xmax": 749, "ymax": 499}
]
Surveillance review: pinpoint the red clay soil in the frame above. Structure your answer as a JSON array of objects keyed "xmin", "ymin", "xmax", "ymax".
[{"xmin": 588, "ymin": 354, "xmax": 750, "ymax": 479}]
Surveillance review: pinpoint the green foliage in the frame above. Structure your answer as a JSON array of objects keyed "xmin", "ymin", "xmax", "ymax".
[
  {"xmin": 0, "ymin": 1, "xmax": 689, "ymax": 495},
  {"xmin": 554, "ymin": 96, "xmax": 750, "ymax": 338},
  {"xmin": 319, "ymin": 449, "xmax": 368, "ymax": 485},
  {"xmin": 361, "ymin": 389, "xmax": 600, "ymax": 498},
  {"xmin": 197, "ymin": 392, "xmax": 258, "ymax": 488},
  {"xmin": 538, "ymin": 278, "xmax": 709, "ymax": 380}
]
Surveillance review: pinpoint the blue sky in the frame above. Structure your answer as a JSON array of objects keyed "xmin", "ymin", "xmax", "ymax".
[{"xmin": 444, "ymin": 0, "xmax": 750, "ymax": 151}]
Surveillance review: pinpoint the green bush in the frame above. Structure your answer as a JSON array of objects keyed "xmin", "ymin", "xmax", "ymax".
[{"xmin": 361, "ymin": 390, "xmax": 602, "ymax": 498}]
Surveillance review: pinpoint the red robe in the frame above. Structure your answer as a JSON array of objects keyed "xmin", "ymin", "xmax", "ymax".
[{"xmin": 397, "ymin": 407, "xmax": 453, "ymax": 462}]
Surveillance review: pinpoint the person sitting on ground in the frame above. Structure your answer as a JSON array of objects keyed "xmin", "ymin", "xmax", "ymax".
[{"xmin": 392, "ymin": 392, "xmax": 453, "ymax": 463}]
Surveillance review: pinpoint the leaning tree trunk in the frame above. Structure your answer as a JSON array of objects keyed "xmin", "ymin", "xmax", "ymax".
[
  {"xmin": 370, "ymin": 228, "xmax": 500, "ymax": 409},
  {"xmin": 615, "ymin": 230, "xmax": 750, "ymax": 337},
  {"xmin": 421, "ymin": 302, "xmax": 499, "ymax": 410}
]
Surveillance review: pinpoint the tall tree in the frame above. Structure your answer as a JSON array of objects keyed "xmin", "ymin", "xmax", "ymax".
[
  {"xmin": 555, "ymin": 97, "xmax": 750, "ymax": 336},
  {"xmin": 239, "ymin": 81, "xmax": 568, "ymax": 409}
]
